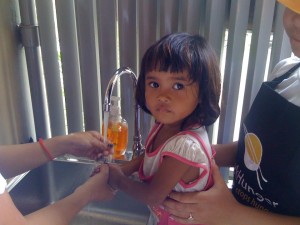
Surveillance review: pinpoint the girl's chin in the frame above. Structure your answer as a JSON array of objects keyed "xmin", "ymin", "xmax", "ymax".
[{"xmin": 155, "ymin": 119, "xmax": 182, "ymax": 127}]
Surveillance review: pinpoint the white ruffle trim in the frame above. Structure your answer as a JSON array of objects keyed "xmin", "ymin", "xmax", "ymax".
[{"xmin": 162, "ymin": 134, "xmax": 208, "ymax": 164}]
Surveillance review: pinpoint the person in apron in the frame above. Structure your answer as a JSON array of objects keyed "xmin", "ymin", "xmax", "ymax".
[
  {"xmin": 233, "ymin": 60, "xmax": 300, "ymax": 216},
  {"xmin": 162, "ymin": 0, "xmax": 300, "ymax": 224}
]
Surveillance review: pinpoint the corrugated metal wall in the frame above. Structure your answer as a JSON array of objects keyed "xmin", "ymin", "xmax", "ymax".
[
  {"xmin": 0, "ymin": 0, "xmax": 36, "ymax": 145},
  {"xmin": 16, "ymin": 0, "xmax": 291, "ymax": 152}
]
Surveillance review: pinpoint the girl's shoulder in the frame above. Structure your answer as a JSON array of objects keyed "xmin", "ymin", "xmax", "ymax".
[
  {"xmin": 161, "ymin": 126, "xmax": 212, "ymax": 163},
  {"xmin": 169, "ymin": 125, "xmax": 208, "ymax": 146},
  {"xmin": 0, "ymin": 173, "xmax": 6, "ymax": 195}
]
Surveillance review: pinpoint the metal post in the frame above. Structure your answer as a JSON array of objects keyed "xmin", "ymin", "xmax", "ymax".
[{"xmin": 18, "ymin": 0, "xmax": 50, "ymax": 139}]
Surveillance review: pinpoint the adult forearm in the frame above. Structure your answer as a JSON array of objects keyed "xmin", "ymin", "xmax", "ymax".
[
  {"xmin": 0, "ymin": 142, "xmax": 51, "ymax": 178},
  {"xmin": 0, "ymin": 189, "xmax": 88, "ymax": 225},
  {"xmin": 0, "ymin": 136, "xmax": 69, "ymax": 178},
  {"xmin": 213, "ymin": 141, "xmax": 238, "ymax": 167},
  {"xmin": 25, "ymin": 190, "xmax": 88, "ymax": 225}
]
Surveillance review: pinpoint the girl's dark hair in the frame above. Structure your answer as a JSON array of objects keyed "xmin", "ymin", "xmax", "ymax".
[{"xmin": 136, "ymin": 33, "xmax": 221, "ymax": 127}]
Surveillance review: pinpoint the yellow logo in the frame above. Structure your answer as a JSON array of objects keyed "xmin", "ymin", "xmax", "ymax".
[{"xmin": 243, "ymin": 124, "xmax": 268, "ymax": 190}]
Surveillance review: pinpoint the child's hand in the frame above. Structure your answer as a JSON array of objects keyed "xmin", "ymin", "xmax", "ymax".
[{"xmin": 108, "ymin": 163, "xmax": 125, "ymax": 191}]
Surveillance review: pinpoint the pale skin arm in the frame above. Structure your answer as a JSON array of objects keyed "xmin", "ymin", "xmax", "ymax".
[
  {"xmin": 0, "ymin": 164, "xmax": 115, "ymax": 225},
  {"xmin": 163, "ymin": 162, "xmax": 300, "ymax": 225},
  {"xmin": 0, "ymin": 131, "xmax": 113, "ymax": 178},
  {"xmin": 109, "ymin": 156, "xmax": 196, "ymax": 206}
]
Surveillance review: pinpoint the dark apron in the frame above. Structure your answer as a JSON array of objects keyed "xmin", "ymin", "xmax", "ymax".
[{"xmin": 232, "ymin": 62, "xmax": 300, "ymax": 216}]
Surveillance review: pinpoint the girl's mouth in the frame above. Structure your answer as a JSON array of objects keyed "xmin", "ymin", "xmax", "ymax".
[{"xmin": 155, "ymin": 104, "xmax": 171, "ymax": 113}]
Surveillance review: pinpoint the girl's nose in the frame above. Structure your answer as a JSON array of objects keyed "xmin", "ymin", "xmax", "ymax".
[{"xmin": 157, "ymin": 94, "xmax": 170, "ymax": 103}]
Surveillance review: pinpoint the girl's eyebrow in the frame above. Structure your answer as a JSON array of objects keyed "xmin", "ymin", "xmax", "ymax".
[
  {"xmin": 145, "ymin": 73, "xmax": 190, "ymax": 81},
  {"xmin": 171, "ymin": 73, "xmax": 191, "ymax": 82},
  {"xmin": 145, "ymin": 75, "xmax": 156, "ymax": 79},
  {"xmin": 172, "ymin": 76, "xmax": 188, "ymax": 81}
]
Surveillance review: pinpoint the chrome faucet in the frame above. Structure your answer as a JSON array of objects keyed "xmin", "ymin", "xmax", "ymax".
[{"xmin": 103, "ymin": 67, "xmax": 145, "ymax": 159}]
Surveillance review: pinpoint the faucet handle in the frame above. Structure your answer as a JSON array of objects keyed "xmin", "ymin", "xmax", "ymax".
[{"xmin": 132, "ymin": 136, "xmax": 145, "ymax": 159}]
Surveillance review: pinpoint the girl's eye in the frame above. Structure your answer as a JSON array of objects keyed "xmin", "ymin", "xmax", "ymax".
[
  {"xmin": 173, "ymin": 83, "xmax": 184, "ymax": 90},
  {"xmin": 149, "ymin": 82, "xmax": 159, "ymax": 88}
]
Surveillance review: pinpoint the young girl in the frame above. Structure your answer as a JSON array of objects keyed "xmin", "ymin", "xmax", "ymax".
[{"xmin": 108, "ymin": 33, "xmax": 221, "ymax": 225}]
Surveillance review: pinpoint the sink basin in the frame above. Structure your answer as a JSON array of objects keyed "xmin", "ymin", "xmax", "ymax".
[{"xmin": 9, "ymin": 159, "xmax": 150, "ymax": 225}]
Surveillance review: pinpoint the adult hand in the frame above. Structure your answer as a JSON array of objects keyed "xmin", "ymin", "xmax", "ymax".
[
  {"xmin": 76, "ymin": 164, "xmax": 115, "ymax": 202},
  {"xmin": 163, "ymin": 162, "xmax": 239, "ymax": 225},
  {"xmin": 61, "ymin": 131, "xmax": 114, "ymax": 160}
]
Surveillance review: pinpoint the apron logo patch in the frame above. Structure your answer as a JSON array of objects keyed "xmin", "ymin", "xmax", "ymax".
[{"xmin": 243, "ymin": 124, "xmax": 268, "ymax": 190}]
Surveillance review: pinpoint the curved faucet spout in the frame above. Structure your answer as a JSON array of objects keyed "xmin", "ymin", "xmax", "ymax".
[{"xmin": 103, "ymin": 67, "xmax": 145, "ymax": 159}]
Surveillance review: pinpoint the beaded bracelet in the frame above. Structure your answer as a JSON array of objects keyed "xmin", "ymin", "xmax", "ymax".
[{"xmin": 38, "ymin": 138, "xmax": 54, "ymax": 160}]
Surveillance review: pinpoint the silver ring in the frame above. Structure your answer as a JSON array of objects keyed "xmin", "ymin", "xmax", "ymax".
[{"xmin": 188, "ymin": 212, "xmax": 194, "ymax": 221}]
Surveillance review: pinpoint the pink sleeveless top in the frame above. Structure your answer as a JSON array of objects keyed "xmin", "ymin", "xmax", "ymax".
[{"xmin": 139, "ymin": 123, "xmax": 215, "ymax": 225}]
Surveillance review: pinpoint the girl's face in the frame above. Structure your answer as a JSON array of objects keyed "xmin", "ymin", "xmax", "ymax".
[
  {"xmin": 283, "ymin": 8, "xmax": 300, "ymax": 57},
  {"xmin": 145, "ymin": 70, "xmax": 199, "ymax": 126}
]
